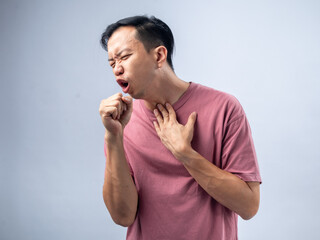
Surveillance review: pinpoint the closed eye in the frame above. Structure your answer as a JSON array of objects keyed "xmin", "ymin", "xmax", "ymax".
[
  {"xmin": 121, "ymin": 54, "xmax": 132, "ymax": 60},
  {"xmin": 108, "ymin": 53, "xmax": 132, "ymax": 68}
]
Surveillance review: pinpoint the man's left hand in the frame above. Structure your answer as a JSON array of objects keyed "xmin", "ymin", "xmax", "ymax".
[{"xmin": 153, "ymin": 103, "xmax": 197, "ymax": 161}]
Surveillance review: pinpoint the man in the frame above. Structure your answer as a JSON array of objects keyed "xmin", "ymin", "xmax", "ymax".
[{"xmin": 99, "ymin": 15, "xmax": 261, "ymax": 240}]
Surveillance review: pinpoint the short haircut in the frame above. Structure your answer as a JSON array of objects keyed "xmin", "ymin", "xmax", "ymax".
[{"xmin": 100, "ymin": 15, "xmax": 175, "ymax": 70}]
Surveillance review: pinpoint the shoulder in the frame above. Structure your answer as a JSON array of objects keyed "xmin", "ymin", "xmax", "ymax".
[{"xmin": 191, "ymin": 82, "xmax": 244, "ymax": 115}]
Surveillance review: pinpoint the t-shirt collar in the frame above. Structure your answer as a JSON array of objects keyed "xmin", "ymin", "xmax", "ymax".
[{"xmin": 139, "ymin": 82, "xmax": 195, "ymax": 121}]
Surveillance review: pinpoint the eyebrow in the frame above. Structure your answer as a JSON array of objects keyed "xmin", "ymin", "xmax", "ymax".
[{"xmin": 108, "ymin": 48, "xmax": 132, "ymax": 61}]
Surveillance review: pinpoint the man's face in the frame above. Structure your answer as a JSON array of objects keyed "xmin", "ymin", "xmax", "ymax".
[{"xmin": 107, "ymin": 26, "xmax": 157, "ymax": 99}]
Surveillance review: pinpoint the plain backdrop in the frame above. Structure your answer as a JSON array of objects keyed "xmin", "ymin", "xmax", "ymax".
[{"xmin": 1, "ymin": 0, "xmax": 319, "ymax": 239}]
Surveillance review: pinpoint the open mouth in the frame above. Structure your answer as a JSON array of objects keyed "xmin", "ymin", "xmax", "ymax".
[{"xmin": 116, "ymin": 79, "xmax": 130, "ymax": 93}]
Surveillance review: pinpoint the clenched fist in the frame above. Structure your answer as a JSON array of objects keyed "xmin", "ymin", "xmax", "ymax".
[{"xmin": 99, "ymin": 93, "xmax": 133, "ymax": 138}]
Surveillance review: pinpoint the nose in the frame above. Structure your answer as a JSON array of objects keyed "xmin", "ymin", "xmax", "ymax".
[{"xmin": 113, "ymin": 62, "xmax": 124, "ymax": 76}]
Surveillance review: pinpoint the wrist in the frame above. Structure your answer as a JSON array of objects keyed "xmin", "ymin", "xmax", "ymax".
[
  {"xmin": 104, "ymin": 130, "xmax": 123, "ymax": 145},
  {"xmin": 173, "ymin": 144, "xmax": 195, "ymax": 164}
]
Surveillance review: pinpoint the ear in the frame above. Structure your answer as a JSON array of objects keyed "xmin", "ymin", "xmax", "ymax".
[{"xmin": 154, "ymin": 46, "xmax": 167, "ymax": 68}]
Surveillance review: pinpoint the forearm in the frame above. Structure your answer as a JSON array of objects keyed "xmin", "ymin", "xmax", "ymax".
[
  {"xmin": 103, "ymin": 132, "xmax": 138, "ymax": 226},
  {"xmin": 176, "ymin": 147, "xmax": 260, "ymax": 220},
  {"xmin": 152, "ymin": 103, "xmax": 259, "ymax": 219}
]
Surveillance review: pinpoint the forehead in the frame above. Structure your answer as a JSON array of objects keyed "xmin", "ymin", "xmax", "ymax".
[{"xmin": 107, "ymin": 26, "xmax": 142, "ymax": 55}]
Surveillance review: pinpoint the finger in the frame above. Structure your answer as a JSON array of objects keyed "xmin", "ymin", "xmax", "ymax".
[
  {"xmin": 153, "ymin": 108, "xmax": 163, "ymax": 125},
  {"xmin": 104, "ymin": 106, "xmax": 118, "ymax": 120},
  {"xmin": 186, "ymin": 112, "xmax": 197, "ymax": 130},
  {"xmin": 100, "ymin": 93, "xmax": 122, "ymax": 107},
  {"xmin": 121, "ymin": 96, "xmax": 133, "ymax": 113},
  {"xmin": 112, "ymin": 107, "xmax": 118, "ymax": 120},
  {"xmin": 165, "ymin": 103, "xmax": 176, "ymax": 121},
  {"xmin": 100, "ymin": 94, "xmax": 124, "ymax": 120},
  {"xmin": 103, "ymin": 94, "xmax": 122, "ymax": 107},
  {"xmin": 153, "ymin": 121, "xmax": 161, "ymax": 135},
  {"xmin": 102, "ymin": 99, "xmax": 122, "ymax": 115},
  {"xmin": 157, "ymin": 104, "xmax": 169, "ymax": 121},
  {"xmin": 119, "ymin": 97, "xmax": 132, "ymax": 121},
  {"xmin": 108, "ymin": 92, "xmax": 123, "ymax": 101},
  {"xmin": 115, "ymin": 100, "xmax": 123, "ymax": 120},
  {"xmin": 121, "ymin": 95, "xmax": 132, "ymax": 103}
]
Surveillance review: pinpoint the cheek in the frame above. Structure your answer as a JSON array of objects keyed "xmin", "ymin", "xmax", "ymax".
[
  {"xmin": 132, "ymin": 62, "xmax": 151, "ymax": 77},
  {"xmin": 126, "ymin": 56, "xmax": 156, "ymax": 79}
]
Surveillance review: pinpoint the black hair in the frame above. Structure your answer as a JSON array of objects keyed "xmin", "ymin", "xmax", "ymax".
[{"xmin": 100, "ymin": 15, "xmax": 175, "ymax": 70}]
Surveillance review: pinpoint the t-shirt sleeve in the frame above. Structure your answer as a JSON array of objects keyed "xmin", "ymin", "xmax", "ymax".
[{"xmin": 221, "ymin": 99, "xmax": 262, "ymax": 183}]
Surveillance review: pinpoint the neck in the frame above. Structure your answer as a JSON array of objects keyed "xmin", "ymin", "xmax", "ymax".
[{"xmin": 143, "ymin": 69, "xmax": 190, "ymax": 110}]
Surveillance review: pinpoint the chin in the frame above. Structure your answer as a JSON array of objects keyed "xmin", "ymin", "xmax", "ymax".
[{"xmin": 130, "ymin": 91, "xmax": 145, "ymax": 100}]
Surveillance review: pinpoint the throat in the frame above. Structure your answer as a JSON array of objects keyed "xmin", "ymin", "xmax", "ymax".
[{"xmin": 142, "ymin": 79, "xmax": 190, "ymax": 110}]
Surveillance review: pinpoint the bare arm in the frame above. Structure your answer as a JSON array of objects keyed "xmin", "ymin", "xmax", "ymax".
[
  {"xmin": 99, "ymin": 93, "xmax": 138, "ymax": 226},
  {"xmin": 153, "ymin": 103, "xmax": 260, "ymax": 220},
  {"xmin": 178, "ymin": 147, "xmax": 260, "ymax": 220}
]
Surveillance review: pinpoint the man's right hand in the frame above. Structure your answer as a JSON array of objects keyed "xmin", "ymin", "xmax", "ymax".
[
  {"xmin": 100, "ymin": 93, "xmax": 138, "ymax": 227},
  {"xmin": 99, "ymin": 93, "xmax": 133, "ymax": 138}
]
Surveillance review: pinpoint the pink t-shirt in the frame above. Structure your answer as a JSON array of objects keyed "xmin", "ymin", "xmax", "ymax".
[{"xmin": 105, "ymin": 82, "xmax": 261, "ymax": 240}]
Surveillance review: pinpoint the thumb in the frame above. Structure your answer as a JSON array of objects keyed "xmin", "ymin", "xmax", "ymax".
[
  {"xmin": 186, "ymin": 112, "xmax": 197, "ymax": 129},
  {"xmin": 122, "ymin": 96, "xmax": 133, "ymax": 111}
]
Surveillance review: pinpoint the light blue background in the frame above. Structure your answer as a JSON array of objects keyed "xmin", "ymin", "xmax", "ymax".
[{"xmin": 1, "ymin": 0, "xmax": 319, "ymax": 239}]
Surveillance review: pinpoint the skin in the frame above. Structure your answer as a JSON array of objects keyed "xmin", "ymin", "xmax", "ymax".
[{"xmin": 99, "ymin": 26, "xmax": 260, "ymax": 226}]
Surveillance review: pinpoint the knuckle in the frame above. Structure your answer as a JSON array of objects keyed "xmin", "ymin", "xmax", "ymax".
[
  {"xmin": 115, "ymin": 93, "xmax": 122, "ymax": 99},
  {"xmin": 114, "ymin": 101, "xmax": 120, "ymax": 108}
]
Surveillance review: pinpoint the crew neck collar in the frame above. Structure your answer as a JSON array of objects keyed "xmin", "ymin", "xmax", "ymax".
[{"xmin": 139, "ymin": 82, "xmax": 196, "ymax": 121}]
